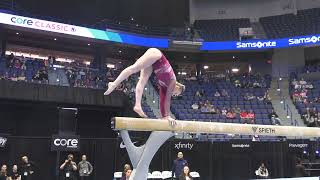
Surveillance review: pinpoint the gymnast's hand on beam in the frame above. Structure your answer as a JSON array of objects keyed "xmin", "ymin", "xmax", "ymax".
[{"xmin": 163, "ymin": 116, "xmax": 177, "ymax": 127}]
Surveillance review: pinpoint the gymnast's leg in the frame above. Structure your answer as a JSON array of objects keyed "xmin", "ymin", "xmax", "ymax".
[
  {"xmin": 104, "ymin": 48, "xmax": 161, "ymax": 95},
  {"xmin": 133, "ymin": 66, "xmax": 153, "ymax": 118},
  {"xmin": 130, "ymin": 131, "xmax": 174, "ymax": 180},
  {"xmin": 120, "ymin": 130, "xmax": 145, "ymax": 168}
]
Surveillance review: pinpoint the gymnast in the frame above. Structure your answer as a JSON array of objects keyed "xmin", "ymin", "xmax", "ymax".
[
  {"xmin": 104, "ymin": 48, "xmax": 185, "ymax": 125},
  {"xmin": 104, "ymin": 48, "xmax": 185, "ymax": 180}
]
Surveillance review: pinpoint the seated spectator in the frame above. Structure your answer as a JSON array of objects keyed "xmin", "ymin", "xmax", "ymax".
[
  {"xmin": 221, "ymin": 107, "xmax": 227, "ymax": 116},
  {"xmin": 226, "ymin": 110, "xmax": 236, "ymax": 119},
  {"xmin": 191, "ymin": 103, "xmax": 199, "ymax": 110},
  {"xmin": 241, "ymin": 110, "xmax": 255, "ymax": 124},
  {"xmin": 253, "ymin": 80, "xmax": 261, "ymax": 88},
  {"xmin": 200, "ymin": 103, "xmax": 209, "ymax": 113},
  {"xmin": 247, "ymin": 110, "xmax": 255, "ymax": 123},
  {"xmin": 240, "ymin": 111, "xmax": 247, "ymax": 119},
  {"xmin": 195, "ymin": 90, "xmax": 201, "ymax": 97},
  {"xmin": 244, "ymin": 93, "xmax": 255, "ymax": 101},
  {"xmin": 268, "ymin": 109, "xmax": 281, "ymax": 125},
  {"xmin": 257, "ymin": 96, "xmax": 264, "ymax": 101},
  {"xmin": 214, "ymin": 91, "xmax": 220, "ymax": 97},
  {"xmin": 221, "ymin": 89, "xmax": 229, "ymax": 97},
  {"xmin": 233, "ymin": 106, "xmax": 241, "ymax": 114},
  {"xmin": 299, "ymin": 78, "xmax": 307, "ymax": 85},
  {"xmin": 13, "ymin": 59, "xmax": 21, "ymax": 70},
  {"xmin": 234, "ymin": 80, "xmax": 241, "ymax": 88}
]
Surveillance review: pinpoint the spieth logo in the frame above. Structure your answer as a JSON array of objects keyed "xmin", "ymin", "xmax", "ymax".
[
  {"xmin": 54, "ymin": 138, "xmax": 78, "ymax": 148},
  {"xmin": 174, "ymin": 142, "xmax": 194, "ymax": 150},
  {"xmin": 289, "ymin": 36, "xmax": 320, "ymax": 45},
  {"xmin": 252, "ymin": 126, "xmax": 275, "ymax": 134},
  {"xmin": 236, "ymin": 41, "xmax": 277, "ymax": 49},
  {"xmin": 0, "ymin": 137, "xmax": 7, "ymax": 148}
]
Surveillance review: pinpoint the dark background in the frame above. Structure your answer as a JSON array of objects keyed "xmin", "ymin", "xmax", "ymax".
[{"xmin": 17, "ymin": 0, "xmax": 189, "ymax": 27}]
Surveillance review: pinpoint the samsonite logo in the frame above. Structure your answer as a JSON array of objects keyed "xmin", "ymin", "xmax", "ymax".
[
  {"xmin": 54, "ymin": 138, "xmax": 78, "ymax": 148},
  {"xmin": 236, "ymin": 41, "xmax": 277, "ymax": 49},
  {"xmin": 289, "ymin": 36, "xmax": 320, "ymax": 45}
]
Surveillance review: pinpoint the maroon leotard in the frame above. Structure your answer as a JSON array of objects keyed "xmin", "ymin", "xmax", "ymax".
[{"xmin": 152, "ymin": 54, "xmax": 176, "ymax": 117}]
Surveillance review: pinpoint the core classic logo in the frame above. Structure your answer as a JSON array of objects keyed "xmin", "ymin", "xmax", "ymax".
[
  {"xmin": 54, "ymin": 138, "xmax": 78, "ymax": 148},
  {"xmin": 0, "ymin": 137, "xmax": 7, "ymax": 148},
  {"xmin": 252, "ymin": 126, "xmax": 275, "ymax": 134},
  {"xmin": 289, "ymin": 36, "xmax": 320, "ymax": 45},
  {"xmin": 236, "ymin": 41, "xmax": 277, "ymax": 49},
  {"xmin": 10, "ymin": 16, "xmax": 74, "ymax": 32}
]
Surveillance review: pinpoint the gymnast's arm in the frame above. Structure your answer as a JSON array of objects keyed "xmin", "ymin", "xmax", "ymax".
[{"xmin": 162, "ymin": 79, "xmax": 176, "ymax": 119}]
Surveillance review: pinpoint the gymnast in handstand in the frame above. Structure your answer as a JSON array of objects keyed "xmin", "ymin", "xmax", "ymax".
[
  {"xmin": 104, "ymin": 48, "xmax": 185, "ymax": 180},
  {"xmin": 104, "ymin": 48, "xmax": 185, "ymax": 123}
]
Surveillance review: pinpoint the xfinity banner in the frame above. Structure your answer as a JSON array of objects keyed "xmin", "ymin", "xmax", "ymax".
[
  {"xmin": 201, "ymin": 34, "xmax": 320, "ymax": 51},
  {"xmin": 51, "ymin": 135, "xmax": 80, "ymax": 152},
  {"xmin": 173, "ymin": 140, "xmax": 197, "ymax": 151}
]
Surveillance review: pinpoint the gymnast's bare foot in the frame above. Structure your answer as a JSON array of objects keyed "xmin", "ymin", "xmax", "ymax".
[
  {"xmin": 133, "ymin": 106, "xmax": 148, "ymax": 118},
  {"xmin": 104, "ymin": 82, "xmax": 116, "ymax": 95}
]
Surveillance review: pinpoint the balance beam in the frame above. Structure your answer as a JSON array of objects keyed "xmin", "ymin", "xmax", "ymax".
[{"xmin": 111, "ymin": 117, "xmax": 320, "ymax": 137}]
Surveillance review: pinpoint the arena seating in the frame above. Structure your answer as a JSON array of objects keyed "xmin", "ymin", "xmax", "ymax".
[
  {"xmin": 260, "ymin": 14, "xmax": 297, "ymax": 39},
  {"xmin": 260, "ymin": 8, "xmax": 320, "ymax": 39},
  {"xmin": 290, "ymin": 74, "xmax": 320, "ymax": 127},
  {"xmin": 193, "ymin": 18, "xmax": 251, "ymax": 41},
  {"xmin": 169, "ymin": 74, "xmax": 282, "ymax": 141},
  {"xmin": 0, "ymin": 55, "xmax": 47, "ymax": 83}
]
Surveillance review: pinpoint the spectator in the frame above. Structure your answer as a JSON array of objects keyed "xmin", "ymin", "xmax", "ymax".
[
  {"xmin": 268, "ymin": 110, "xmax": 281, "ymax": 125},
  {"xmin": 60, "ymin": 154, "xmax": 77, "ymax": 180},
  {"xmin": 214, "ymin": 91, "xmax": 220, "ymax": 97},
  {"xmin": 20, "ymin": 156, "xmax": 36, "ymax": 180},
  {"xmin": 221, "ymin": 89, "xmax": 228, "ymax": 97},
  {"xmin": 0, "ymin": 165, "xmax": 9, "ymax": 180},
  {"xmin": 244, "ymin": 93, "xmax": 255, "ymax": 101},
  {"xmin": 195, "ymin": 90, "xmax": 201, "ymax": 97},
  {"xmin": 256, "ymin": 163, "xmax": 269, "ymax": 179},
  {"xmin": 226, "ymin": 109, "xmax": 236, "ymax": 119},
  {"xmin": 78, "ymin": 155, "xmax": 93, "ymax": 180},
  {"xmin": 234, "ymin": 80, "xmax": 241, "ymax": 88},
  {"xmin": 295, "ymin": 159, "xmax": 307, "ymax": 177},
  {"xmin": 247, "ymin": 110, "xmax": 255, "ymax": 124},
  {"xmin": 172, "ymin": 152, "xmax": 188, "ymax": 179},
  {"xmin": 233, "ymin": 106, "xmax": 241, "ymax": 114},
  {"xmin": 121, "ymin": 169, "xmax": 132, "ymax": 180},
  {"xmin": 9, "ymin": 165, "xmax": 21, "ymax": 180},
  {"xmin": 179, "ymin": 166, "xmax": 193, "ymax": 180},
  {"xmin": 121, "ymin": 164, "xmax": 131, "ymax": 179},
  {"xmin": 221, "ymin": 107, "xmax": 227, "ymax": 116},
  {"xmin": 191, "ymin": 103, "xmax": 199, "ymax": 110}
]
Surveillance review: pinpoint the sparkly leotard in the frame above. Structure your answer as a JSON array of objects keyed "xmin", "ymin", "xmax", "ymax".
[{"xmin": 152, "ymin": 54, "xmax": 176, "ymax": 117}]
